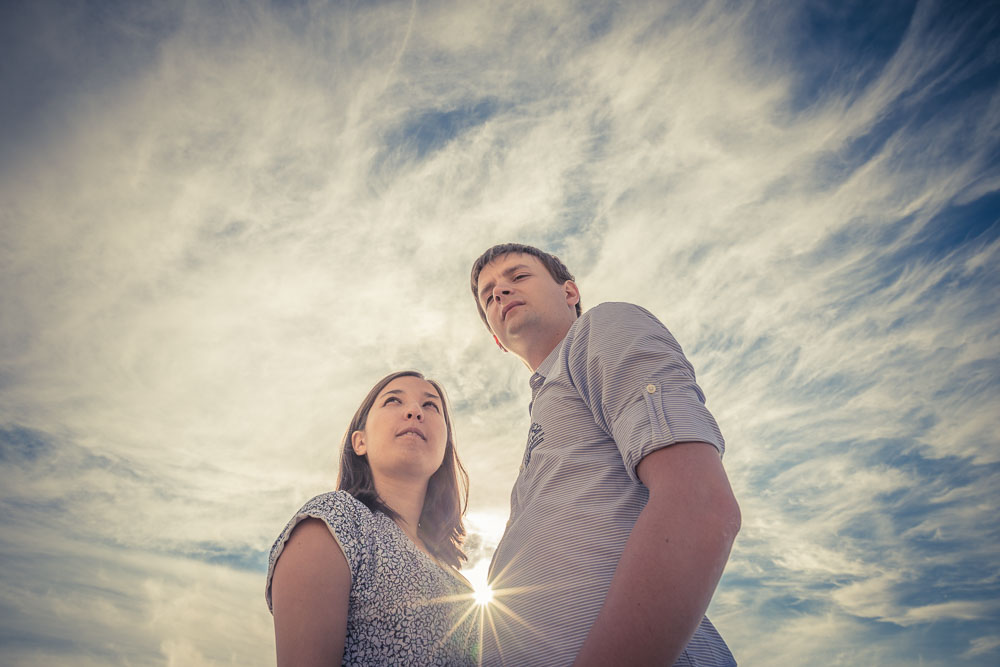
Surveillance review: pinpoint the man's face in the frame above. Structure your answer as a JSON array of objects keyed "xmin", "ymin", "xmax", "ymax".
[{"xmin": 475, "ymin": 253, "xmax": 579, "ymax": 355}]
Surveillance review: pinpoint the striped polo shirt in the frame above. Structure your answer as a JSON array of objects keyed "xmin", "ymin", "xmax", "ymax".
[{"xmin": 482, "ymin": 302, "xmax": 736, "ymax": 666}]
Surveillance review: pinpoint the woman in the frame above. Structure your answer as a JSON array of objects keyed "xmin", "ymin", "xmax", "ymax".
[{"xmin": 266, "ymin": 371, "xmax": 477, "ymax": 666}]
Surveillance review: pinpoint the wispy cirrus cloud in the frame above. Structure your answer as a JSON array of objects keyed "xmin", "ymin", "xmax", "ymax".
[{"xmin": 1, "ymin": 0, "xmax": 997, "ymax": 664}]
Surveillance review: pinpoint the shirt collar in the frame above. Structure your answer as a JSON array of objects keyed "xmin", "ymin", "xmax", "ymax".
[
  {"xmin": 528, "ymin": 317, "xmax": 583, "ymax": 410},
  {"xmin": 529, "ymin": 338, "xmax": 563, "ymax": 395}
]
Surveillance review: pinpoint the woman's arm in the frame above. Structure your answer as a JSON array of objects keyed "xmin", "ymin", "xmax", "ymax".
[{"xmin": 271, "ymin": 518, "xmax": 351, "ymax": 667}]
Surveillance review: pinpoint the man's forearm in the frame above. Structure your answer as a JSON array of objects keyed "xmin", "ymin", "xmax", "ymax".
[{"xmin": 573, "ymin": 444, "xmax": 741, "ymax": 665}]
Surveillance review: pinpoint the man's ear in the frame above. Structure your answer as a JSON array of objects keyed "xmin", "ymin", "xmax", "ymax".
[
  {"xmin": 564, "ymin": 280, "xmax": 580, "ymax": 308},
  {"xmin": 351, "ymin": 430, "xmax": 366, "ymax": 456}
]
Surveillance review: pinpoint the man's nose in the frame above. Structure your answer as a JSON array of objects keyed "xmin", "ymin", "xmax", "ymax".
[{"xmin": 493, "ymin": 283, "xmax": 512, "ymax": 302}]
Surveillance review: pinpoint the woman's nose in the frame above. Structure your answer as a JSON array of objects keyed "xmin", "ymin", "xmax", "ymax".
[{"xmin": 406, "ymin": 406, "xmax": 423, "ymax": 420}]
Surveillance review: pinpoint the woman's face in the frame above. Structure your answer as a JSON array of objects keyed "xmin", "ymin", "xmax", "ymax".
[{"xmin": 351, "ymin": 375, "xmax": 448, "ymax": 482}]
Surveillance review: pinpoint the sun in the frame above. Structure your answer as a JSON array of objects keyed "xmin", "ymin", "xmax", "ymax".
[
  {"xmin": 466, "ymin": 559, "xmax": 494, "ymax": 606},
  {"xmin": 473, "ymin": 580, "xmax": 494, "ymax": 606}
]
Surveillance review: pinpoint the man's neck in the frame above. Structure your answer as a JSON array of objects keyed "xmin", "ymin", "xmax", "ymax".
[{"xmin": 517, "ymin": 322, "xmax": 573, "ymax": 371}]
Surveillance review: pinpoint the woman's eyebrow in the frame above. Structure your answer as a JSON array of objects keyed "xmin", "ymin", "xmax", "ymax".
[{"xmin": 379, "ymin": 389, "xmax": 441, "ymax": 401}]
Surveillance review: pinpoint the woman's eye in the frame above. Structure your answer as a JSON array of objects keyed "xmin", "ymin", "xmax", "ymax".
[
  {"xmin": 383, "ymin": 396, "xmax": 400, "ymax": 405},
  {"xmin": 424, "ymin": 402, "xmax": 440, "ymax": 412}
]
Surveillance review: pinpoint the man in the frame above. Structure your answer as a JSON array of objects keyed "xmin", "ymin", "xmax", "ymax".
[{"xmin": 470, "ymin": 243, "xmax": 740, "ymax": 666}]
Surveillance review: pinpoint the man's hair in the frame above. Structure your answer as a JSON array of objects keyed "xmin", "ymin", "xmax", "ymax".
[
  {"xmin": 470, "ymin": 243, "xmax": 582, "ymax": 327},
  {"xmin": 338, "ymin": 370, "xmax": 469, "ymax": 569}
]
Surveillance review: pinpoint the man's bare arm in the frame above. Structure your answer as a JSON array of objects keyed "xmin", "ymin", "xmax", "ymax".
[{"xmin": 573, "ymin": 442, "xmax": 741, "ymax": 665}]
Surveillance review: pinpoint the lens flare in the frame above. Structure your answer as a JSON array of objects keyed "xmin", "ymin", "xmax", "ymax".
[
  {"xmin": 474, "ymin": 582, "xmax": 494, "ymax": 606},
  {"xmin": 467, "ymin": 559, "xmax": 494, "ymax": 606}
]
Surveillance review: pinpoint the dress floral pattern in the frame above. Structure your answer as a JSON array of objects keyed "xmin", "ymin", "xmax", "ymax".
[{"xmin": 267, "ymin": 491, "xmax": 478, "ymax": 666}]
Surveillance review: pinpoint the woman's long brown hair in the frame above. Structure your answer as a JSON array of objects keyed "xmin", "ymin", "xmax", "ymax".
[{"xmin": 337, "ymin": 370, "xmax": 469, "ymax": 569}]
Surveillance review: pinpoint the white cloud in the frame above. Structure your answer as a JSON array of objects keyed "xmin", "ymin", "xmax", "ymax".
[
  {"xmin": 891, "ymin": 600, "xmax": 999, "ymax": 627},
  {"xmin": 963, "ymin": 635, "xmax": 1000, "ymax": 659},
  {"xmin": 1, "ymin": 0, "xmax": 997, "ymax": 664}
]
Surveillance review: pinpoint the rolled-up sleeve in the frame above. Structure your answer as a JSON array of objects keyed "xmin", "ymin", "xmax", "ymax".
[{"xmin": 565, "ymin": 302, "xmax": 725, "ymax": 484}]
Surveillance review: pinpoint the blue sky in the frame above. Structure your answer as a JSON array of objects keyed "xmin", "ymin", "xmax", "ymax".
[{"xmin": 1, "ymin": 0, "xmax": 998, "ymax": 664}]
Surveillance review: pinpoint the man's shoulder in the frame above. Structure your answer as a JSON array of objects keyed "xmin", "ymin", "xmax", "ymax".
[
  {"xmin": 561, "ymin": 302, "xmax": 662, "ymax": 364},
  {"xmin": 577, "ymin": 301, "xmax": 658, "ymax": 330}
]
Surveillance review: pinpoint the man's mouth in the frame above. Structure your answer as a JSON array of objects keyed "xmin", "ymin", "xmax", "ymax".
[{"xmin": 502, "ymin": 301, "xmax": 525, "ymax": 321}]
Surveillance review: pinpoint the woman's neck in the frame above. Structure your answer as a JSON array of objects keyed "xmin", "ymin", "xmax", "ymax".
[{"xmin": 372, "ymin": 473, "xmax": 427, "ymax": 544}]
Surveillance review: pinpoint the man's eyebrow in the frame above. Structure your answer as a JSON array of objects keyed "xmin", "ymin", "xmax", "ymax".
[{"xmin": 478, "ymin": 264, "xmax": 531, "ymax": 301}]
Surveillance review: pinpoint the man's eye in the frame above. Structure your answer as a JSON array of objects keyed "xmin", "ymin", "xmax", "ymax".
[
  {"xmin": 514, "ymin": 274, "xmax": 527, "ymax": 280},
  {"xmin": 485, "ymin": 295, "xmax": 493, "ymax": 306}
]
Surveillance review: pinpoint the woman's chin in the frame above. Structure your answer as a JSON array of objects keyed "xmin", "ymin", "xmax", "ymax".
[{"xmin": 378, "ymin": 458, "xmax": 443, "ymax": 482}]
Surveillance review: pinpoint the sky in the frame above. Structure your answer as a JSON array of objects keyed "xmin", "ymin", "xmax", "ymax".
[{"xmin": 0, "ymin": 0, "xmax": 998, "ymax": 664}]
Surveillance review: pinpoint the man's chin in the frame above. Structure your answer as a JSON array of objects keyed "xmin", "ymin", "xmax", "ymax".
[{"xmin": 497, "ymin": 314, "xmax": 537, "ymax": 348}]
